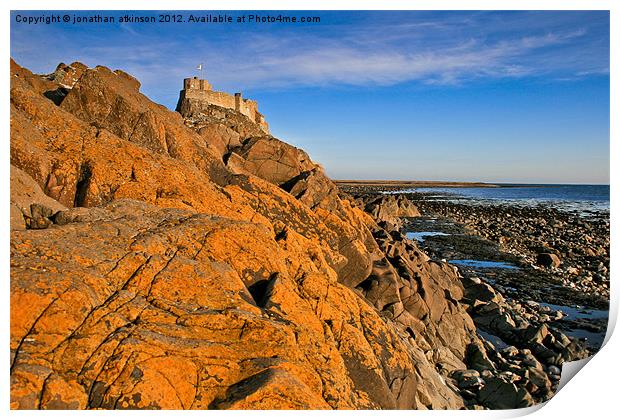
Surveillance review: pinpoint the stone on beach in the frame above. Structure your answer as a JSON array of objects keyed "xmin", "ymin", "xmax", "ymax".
[{"xmin": 536, "ymin": 253, "xmax": 562, "ymax": 268}]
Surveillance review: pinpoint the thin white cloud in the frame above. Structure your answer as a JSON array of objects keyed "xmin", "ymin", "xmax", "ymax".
[
  {"xmin": 194, "ymin": 28, "xmax": 601, "ymax": 89},
  {"xmin": 11, "ymin": 12, "xmax": 609, "ymax": 93}
]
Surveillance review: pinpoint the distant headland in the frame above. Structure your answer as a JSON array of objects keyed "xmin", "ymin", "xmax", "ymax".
[{"xmin": 335, "ymin": 180, "xmax": 501, "ymax": 189}]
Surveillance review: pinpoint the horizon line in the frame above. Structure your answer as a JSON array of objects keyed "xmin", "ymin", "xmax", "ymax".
[{"xmin": 333, "ymin": 179, "xmax": 610, "ymax": 186}]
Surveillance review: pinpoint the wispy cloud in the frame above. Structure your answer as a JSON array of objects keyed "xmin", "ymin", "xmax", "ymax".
[
  {"xmin": 186, "ymin": 26, "xmax": 605, "ymax": 89},
  {"xmin": 10, "ymin": 11, "xmax": 609, "ymax": 94}
]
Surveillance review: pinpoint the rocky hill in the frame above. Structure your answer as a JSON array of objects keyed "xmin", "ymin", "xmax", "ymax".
[{"xmin": 10, "ymin": 59, "xmax": 584, "ymax": 409}]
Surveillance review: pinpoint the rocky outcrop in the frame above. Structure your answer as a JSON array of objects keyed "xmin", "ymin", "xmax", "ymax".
[
  {"xmin": 10, "ymin": 59, "xmax": 557, "ymax": 410},
  {"xmin": 58, "ymin": 64, "xmax": 230, "ymax": 184},
  {"xmin": 11, "ymin": 59, "xmax": 60, "ymax": 97},
  {"xmin": 11, "ymin": 199, "xmax": 428, "ymax": 409},
  {"xmin": 458, "ymin": 275, "xmax": 589, "ymax": 407},
  {"xmin": 45, "ymin": 62, "xmax": 88, "ymax": 89},
  {"xmin": 225, "ymin": 136, "xmax": 317, "ymax": 186},
  {"xmin": 10, "ymin": 165, "xmax": 67, "ymax": 230},
  {"xmin": 363, "ymin": 195, "xmax": 421, "ymax": 229}
]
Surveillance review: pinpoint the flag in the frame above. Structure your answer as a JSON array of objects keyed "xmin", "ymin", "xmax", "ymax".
[{"xmin": 197, "ymin": 64, "xmax": 203, "ymax": 71}]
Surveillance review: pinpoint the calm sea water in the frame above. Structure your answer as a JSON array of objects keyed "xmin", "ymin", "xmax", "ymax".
[{"xmin": 395, "ymin": 184, "xmax": 610, "ymax": 214}]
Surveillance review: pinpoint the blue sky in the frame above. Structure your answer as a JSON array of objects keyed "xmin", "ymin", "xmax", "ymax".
[{"xmin": 11, "ymin": 11, "xmax": 610, "ymax": 183}]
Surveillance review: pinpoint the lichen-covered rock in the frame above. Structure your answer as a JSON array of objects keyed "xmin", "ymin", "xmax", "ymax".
[
  {"xmin": 11, "ymin": 58, "xmax": 60, "ymax": 97},
  {"xmin": 10, "ymin": 165, "xmax": 67, "ymax": 230},
  {"xmin": 197, "ymin": 123, "xmax": 242, "ymax": 158},
  {"xmin": 45, "ymin": 62, "xmax": 88, "ymax": 88},
  {"xmin": 225, "ymin": 136, "xmax": 317, "ymax": 186},
  {"xmin": 10, "ymin": 59, "xmax": 508, "ymax": 410},
  {"xmin": 59, "ymin": 64, "xmax": 229, "ymax": 183},
  {"xmin": 10, "ymin": 200, "xmax": 431, "ymax": 409}
]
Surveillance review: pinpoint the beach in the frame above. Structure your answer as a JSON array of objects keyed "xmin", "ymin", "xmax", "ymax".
[{"xmin": 339, "ymin": 183, "xmax": 610, "ymax": 355}]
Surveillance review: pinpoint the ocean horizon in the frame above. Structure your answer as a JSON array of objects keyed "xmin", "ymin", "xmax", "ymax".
[{"xmin": 392, "ymin": 184, "xmax": 610, "ymax": 214}]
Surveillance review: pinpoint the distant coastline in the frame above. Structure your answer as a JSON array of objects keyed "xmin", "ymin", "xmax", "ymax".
[
  {"xmin": 335, "ymin": 180, "xmax": 502, "ymax": 189},
  {"xmin": 334, "ymin": 180, "xmax": 609, "ymax": 190}
]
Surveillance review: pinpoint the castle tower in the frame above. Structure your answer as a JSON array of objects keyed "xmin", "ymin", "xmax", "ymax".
[
  {"xmin": 183, "ymin": 77, "xmax": 212, "ymax": 91},
  {"xmin": 234, "ymin": 92, "xmax": 242, "ymax": 112}
]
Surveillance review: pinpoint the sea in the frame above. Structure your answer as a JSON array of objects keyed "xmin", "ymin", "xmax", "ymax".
[{"xmin": 392, "ymin": 184, "xmax": 610, "ymax": 215}]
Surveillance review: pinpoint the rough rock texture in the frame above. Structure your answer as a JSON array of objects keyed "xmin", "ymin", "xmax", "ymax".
[
  {"xmin": 58, "ymin": 64, "xmax": 230, "ymax": 184},
  {"xmin": 363, "ymin": 195, "xmax": 421, "ymax": 230},
  {"xmin": 10, "ymin": 165, "xmax": 67, "ymax": 230},
  {"xmin": 226, "ymin": 136, "xmax": 317, "ymax": 186},
  {"xmin": 45, "ymin": 62, "xmax": 88, "ymax": 89},
  {"xmin": 11, "ymin": 60, "xmax": 532, "ymax": 410},
  {"xmin": 11, "ymin": 199, "xmax": 422, "ymax": 409}
]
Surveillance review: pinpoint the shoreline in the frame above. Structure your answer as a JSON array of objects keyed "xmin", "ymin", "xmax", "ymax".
[
  {"xmin": 345, "ymin": 186, "xmax": 609, "ymax": 354},
  {"xmin": 340, "ymin": 183, "xmax": 610, "ymax": 217},
  {"xmin": 335, "ymin": 180, "xmax": 501, "ymax": 189},
  {"xmin": 346, "ymin": 190, "xmax": 603, "ymax": 406},
  {"xmin": 335, "ymin": 180, "xmax": 609, "ymax": 191}
]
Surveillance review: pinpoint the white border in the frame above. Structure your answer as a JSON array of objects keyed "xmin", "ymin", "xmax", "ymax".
[{"xmin": 3, "ymin": 1, "xmax": 616, "ymax": 419}]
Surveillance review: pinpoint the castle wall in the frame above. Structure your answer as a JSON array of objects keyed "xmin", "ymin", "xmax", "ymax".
[{"xmin": 184, "ymin": 89, "xmax": 237, "ymax": 111}]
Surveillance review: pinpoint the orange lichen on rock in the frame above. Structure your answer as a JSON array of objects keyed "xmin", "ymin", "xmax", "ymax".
[{"xmin": 10, "ymin": 59, "xmax": 489, "ymax": 410}]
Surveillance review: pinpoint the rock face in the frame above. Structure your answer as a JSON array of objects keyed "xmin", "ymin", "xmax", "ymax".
[
  {"xmin": 10, "ymin": 59, "xmax": 555, "ymax": 410},
  {"xmin": 363, "ymin": 195, "xmax": 421, "ymax": 230},
  {"xmin": 10, "ymin": 165, "xmax": 67, "ymax": 230},
  {"xmin": 226, "ymin": 136, "xmax": 317, "ymax": 186},
  {"xmin": 11, "ymin": 199, "xmax": 417, "ymax": 409}
]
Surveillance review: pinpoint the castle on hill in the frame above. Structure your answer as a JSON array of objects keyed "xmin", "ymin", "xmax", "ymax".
[{"xmin": 179, "ymin": 77, "xmax": 269, "ymax": 133}]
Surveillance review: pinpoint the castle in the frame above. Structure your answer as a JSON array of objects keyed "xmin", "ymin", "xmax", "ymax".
[{"xmin": 180, "ymin": 77, "xmax": 269, "ymax": 133}]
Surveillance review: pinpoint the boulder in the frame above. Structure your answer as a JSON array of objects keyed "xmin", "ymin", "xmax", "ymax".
[
  {"xmin": 464, "ymin": 281, "xmax": 499, "ymax": 303},
  {"xmin": 225, "ymin": 136, "xmax": 317, "ymax": 185},
  {"xmin": 45, "ymin": 62, "xmax": 88, "ymax": 88},
  {"xmin": 10, "ymin": 165, "xmax": 67, "ymax": 230},
  {"xmin": 465, "ymin": 342, "xmax": 496, "ymax": 372},
  {"xmin": 452, "ymin": 370, "xmax": 484, "ymax": 389},
  {"xmin": 524, "ymin": 324, "xmax": 549, "ymax": 345},
  {"xmin": 197, "ymin": 123, "xmax": 241, "ymax": 158},
  {"xmin": 364, "ymin": 195, "xmax": 421, "ymax": 227},
  {"xmin": 477, "ymin": 377, "xmax": 534, "ymax": 409},
  {"xmin": 536, "ymin": 253, "xmax": 561, "ymax": 268}
]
